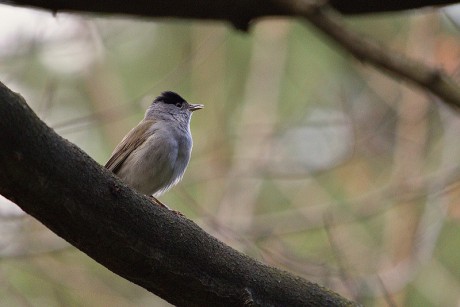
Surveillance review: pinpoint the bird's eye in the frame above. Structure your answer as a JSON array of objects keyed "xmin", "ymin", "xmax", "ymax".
[{"xmin": 175, "ymin": 102, "xmax": 182, "ymax": 108}]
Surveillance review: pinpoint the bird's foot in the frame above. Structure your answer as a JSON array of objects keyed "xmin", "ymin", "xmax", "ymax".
[
  {"xmin": 149, "ymin": 195, "xmax": 169, "ymax": 209},
  {"xmin": 149, "ymin": 196, "xmax": 184, "ymax": 217}
]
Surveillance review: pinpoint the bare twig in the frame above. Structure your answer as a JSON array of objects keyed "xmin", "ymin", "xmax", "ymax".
[
  {"xmin": 377, "ymin": 276, "xmax": 399, "ymax": 307},
  {"xmin": 282, "ymin": 1, "xmax": 460, "ymax": 109},
  {"xmin": 324, "ymin": 213, "xmax": 360, "ymax": 301}
]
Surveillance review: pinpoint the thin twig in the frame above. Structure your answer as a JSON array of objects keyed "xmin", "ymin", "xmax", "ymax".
[
  {"xmin": 324, "ymin": 213, "xmax": 360, "ymax": 301},
  {"xmin": 377, "ymin": 276, "xmax": 399, "ymax": 307},
  {"xmin": 282, "ymin": 0, "xmax": 460, "ymax": 109}
]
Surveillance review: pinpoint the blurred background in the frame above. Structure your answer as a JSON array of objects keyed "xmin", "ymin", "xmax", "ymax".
[{"xmin": 1, "ymin": 3, "xmax": 460, "ymax": 306}]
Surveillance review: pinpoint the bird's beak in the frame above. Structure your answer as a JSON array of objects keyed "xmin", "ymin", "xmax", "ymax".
[{"xmin": 188, "ymin": 103, "xmax": 204, "ymax": 112}]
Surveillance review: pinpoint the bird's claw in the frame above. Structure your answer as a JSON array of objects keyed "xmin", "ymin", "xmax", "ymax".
[{"xmin": 149, "ymin": 196, "xmax": 184, "ymax": 217}]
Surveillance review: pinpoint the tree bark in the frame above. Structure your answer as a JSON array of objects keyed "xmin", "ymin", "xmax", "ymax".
[{"xmin": 0, "ymin": 81, "xmax": 357, "ymax": 306}]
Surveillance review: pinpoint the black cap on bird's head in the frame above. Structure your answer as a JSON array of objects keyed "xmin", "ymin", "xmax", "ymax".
[
  {"xmin": 152, "ymin": 91, "xmax": 204, "ymax": 113},
  {"xmin": 155, "ymin": 91, "xmax": 186, "ymax": 106}
]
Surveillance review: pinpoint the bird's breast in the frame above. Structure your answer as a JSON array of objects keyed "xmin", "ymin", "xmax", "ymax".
[{"xmin": 143, "ymin": 125, "xmax": 192, "ymax": 195}]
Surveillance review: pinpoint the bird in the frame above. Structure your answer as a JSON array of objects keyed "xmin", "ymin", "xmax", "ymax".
[{"xmin": 105, "ymin": 91, "xmax": 203, "ymax": 209}]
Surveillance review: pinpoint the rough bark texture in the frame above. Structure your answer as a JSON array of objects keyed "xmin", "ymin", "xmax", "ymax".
[{"xmin": 0, "ymin": 81, "xmax": 357, "ymax": 306}]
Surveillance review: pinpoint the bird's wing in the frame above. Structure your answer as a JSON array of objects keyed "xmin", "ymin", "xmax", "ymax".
[{"xmin": 105, "ymin": 119, "xmax": 155, "ymax": 173}]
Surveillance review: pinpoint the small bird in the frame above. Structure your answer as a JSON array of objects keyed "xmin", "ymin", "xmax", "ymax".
[{"xmin": 105, "ymin": 91, "xmax": 203, "ymax": 207}]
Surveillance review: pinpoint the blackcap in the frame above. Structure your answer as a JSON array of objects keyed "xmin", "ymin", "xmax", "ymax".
[{"xmin": 105, "ymin": 91, "xmax": 203, "ymax": 200}]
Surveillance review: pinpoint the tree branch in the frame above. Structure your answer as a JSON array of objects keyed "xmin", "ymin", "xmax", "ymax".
[
  {"xmin": 0, "ymin": 81, "xmax": 357, "ymax": 306},
  {"xmin": 329, "ymin": 0, "xmax": 458, "ymax": 14},
  {"xmin": 3, "ymin": 0, "xmax": 460, "ymax": 109},
  {"xmin": 3, "ymin": 0, "xmax": 459, "ymax": 22},
  {"xmin": 285, "ymin": 1, "xmax": 460, "ymax": 109}
]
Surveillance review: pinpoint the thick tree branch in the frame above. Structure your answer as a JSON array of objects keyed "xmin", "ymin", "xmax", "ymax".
[
  {"xmin": 0, "ymin": 81, "xmax": 357, "ymax": 306},
  {"xmin": 3, "ymin": 0, "xmax": 459, "ymax": 22}
]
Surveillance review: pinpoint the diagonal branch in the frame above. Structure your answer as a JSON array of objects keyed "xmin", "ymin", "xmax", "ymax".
[
  {"xmin": 0, "ymin": 81, "xmax": 357, "ymax": 306},
  {"xmin": 283, "ymin": 1, "xmax": 460, "ymax": 109}
]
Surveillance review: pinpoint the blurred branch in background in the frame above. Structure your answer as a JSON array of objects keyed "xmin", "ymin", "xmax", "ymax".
[
  {"xmin": 4, "ymin": 0, "xmax": 460, "ymax": 108},
  {"xmin": 286, "ymin": 1, "xmax": 460, "ymax": 109},
  {"xmin": 1, "ymin": 1, "xmax": 460, "ymax": 306},
  {"xmin": 3, "ymin": 0, "xmax": 460, "ymax": 21},
  {"xmin": 215, "ymin": 21, "xmax": 290, "ymax": 245}
]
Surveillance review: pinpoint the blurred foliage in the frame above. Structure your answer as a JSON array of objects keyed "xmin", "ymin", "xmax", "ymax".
[{"xmin": 1, "ymin": 3, "xmax": 460, "ymax": 307}]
